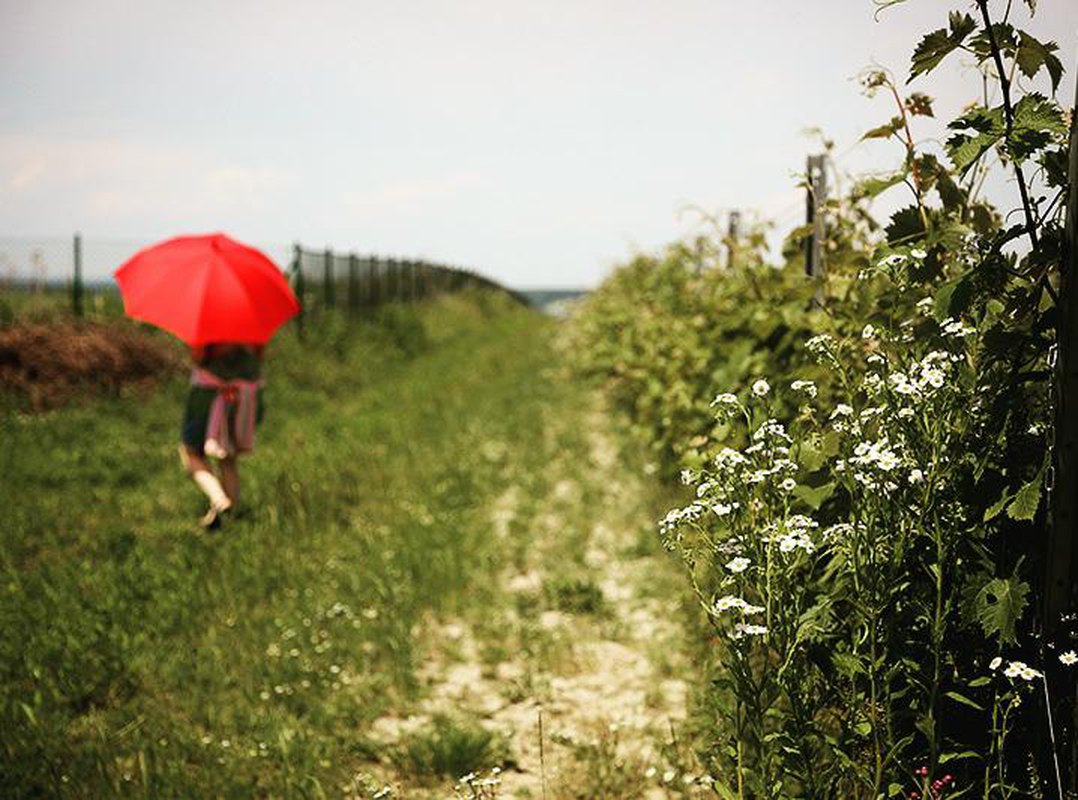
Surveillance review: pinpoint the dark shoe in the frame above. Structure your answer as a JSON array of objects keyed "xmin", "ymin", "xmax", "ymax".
[{"xmin": 199, "ymin": 504, "xmax": 232, "ymax": 530}]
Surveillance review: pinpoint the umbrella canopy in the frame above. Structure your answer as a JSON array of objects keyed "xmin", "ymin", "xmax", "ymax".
[{"xmin": 115, "ymin": 233, "xmax": 300, "ymax": 346}]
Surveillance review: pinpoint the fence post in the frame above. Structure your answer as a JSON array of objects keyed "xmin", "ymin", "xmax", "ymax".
[
  {"xmin": 292, "ymin": 243, "xmax": 305, "ymax": 337},
  {"xmin": 348, "ymin": 253, "xmax": 359, "ymax": 314},
  {"xmin": 323, "ymin": 248, "xmax": 335, "ymax": 308},
  {"xmin": 727, "ymin": 210, "xmax": 741, "ymax": 270},
  {"xmin": 805, "ymin": 154, "xmax": 827, "ymax": 279},
  {"xmin": 72, "ymin": 232, "xmax": 84, "ymax": 317},
  {"xmin": 387, "ymin": 258, "xmax": 399, "ymax": 302},
  {"xmin": 1047, "ymin": 68, "xmax": 1078, "ymax": 793},
  {"xmin": 371, "ymin": 256, "xmax": 381, "ymax": 307}
]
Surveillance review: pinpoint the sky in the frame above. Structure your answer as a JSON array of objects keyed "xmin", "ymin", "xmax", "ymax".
[{"xmin": 1, "ymin": 0, "xmax": 1076, "ymax": 288}]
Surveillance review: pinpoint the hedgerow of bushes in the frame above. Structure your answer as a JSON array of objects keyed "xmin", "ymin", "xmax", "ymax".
[{"xmin": 570, "ymin": 1, "xmax": 1072, "ymax": 796}]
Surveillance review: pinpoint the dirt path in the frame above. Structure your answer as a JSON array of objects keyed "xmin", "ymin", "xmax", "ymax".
[{"xmin": 359, "ymin": 397, "xmax": 708, "ymax": 799}]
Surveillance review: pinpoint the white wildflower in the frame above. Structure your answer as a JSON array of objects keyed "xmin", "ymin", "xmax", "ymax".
[
  {"xmin": 1060, "ymin": 651, "xmax": 1078, "ymax": 666},
  {"xmin": 1003, "ymin": 660, "xmax": 1042, "ymax": 681},
  {"xmin": 711, "ymin": 392, "xmax": 740, "ymax": 408},
  {"xmin": 942, "ymin": 318, "xmax": 976, "ymax": 338},
  {"xmin": 752, "ymin": 379, "xmax": 771, "ymax": 397},
  {"xmin": 732, "ymin": 622, "xmax": 768, "ymax": 639},
  {"xmin": 725, "ymin": 556, "xmax": 751, "ymax": 573},
  {"xmin": 862, "ymin": 324, "xmax": 876, "ymax": 340},
  {"xmin": 989, "ymin": 656, "xmax": 1003, "ymax": 671},
  {"xmin": 806, "ymin": 334, "xmax": 834, "ymax": 357},
  {"xmin": 780, "ymin": 478, "xmax": 797, "ymax": 492},
  {"xmin": 711, "ymin": 502, "xmax": 737, "ymax": 517},
  {"xmin": 908, "ymin": 469, "xmax": 924, "ymax": 484},
  {"xmin": 790, "ymin": 379, "xmax": 818, "ymax": 398}
]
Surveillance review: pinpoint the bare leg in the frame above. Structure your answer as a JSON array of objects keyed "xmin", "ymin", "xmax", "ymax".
[
  {"xmin": 180, "ymin": 445, "xmax": 232, "ymax": 526},
  {"xmin": 219, "ymin": 455, "xmax": 240, "ymax": 507}
]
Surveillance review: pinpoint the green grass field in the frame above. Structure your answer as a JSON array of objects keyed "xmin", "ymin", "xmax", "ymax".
[{"xmin": 1, "ymin": 292, "xmax": 698, "ymax": 799}]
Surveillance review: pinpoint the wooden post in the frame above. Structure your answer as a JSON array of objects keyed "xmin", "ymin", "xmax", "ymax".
[
  {"xmin": 370, "ymin": 256, "xmax": 381, "ymax": 307},
  {"xmin": 292, "ymin": 243, "xmax": 305, "ymax": 336},
  {"xmin": 1047, "ymin": 68, "xmax": 1078, "ymax": 793},
  {"xmin": 805, "ymin": 154, "xmax": 827, "ymax": 278},
  {"xmin": 323, "ymin": 248, "xmax": 335, "ymax": 309},
  {"xmin": 347, "ymin": 254, "xmax": 358, "ymax": 314},
  {"xmin": 727, "ymin": 210, "xmax": 741, "ymax": 270},
  {"xmin": 72, "ymin": 232, "xmax": 84, "ymax": 317}
]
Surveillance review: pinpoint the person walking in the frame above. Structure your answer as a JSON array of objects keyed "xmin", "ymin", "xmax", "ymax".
[
  {"xmin": 179, "ymin": 342, "xmax": 265, "ymax": 528},
  {"xmin": 114, "ymin": 232, "xmax": 299, "ymax": 529}
]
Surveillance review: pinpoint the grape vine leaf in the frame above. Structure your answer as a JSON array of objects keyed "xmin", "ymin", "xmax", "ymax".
[
  {"xmin": 1006, "ymin": 470, "xmax": 1043, "ymax": 521},
  {"xmin": 974, "ymin": 576, "xmax": 1029, "ymax": 643},
  {"xmin": 910, "ymin": 12, "xmax": 976, "ymax": 82},
  {"xmin": 862, "ymin": 116, "xmax": 905, "ymax": 141},
  {"xmin": 1006, "ymin": 94, "xmax": 1067, "ymax": 163},
  {"xmin": 946, "ymin": 105, "xmax": 1005, "ymax": 176},
  {"xmin": 1015, "ymin": 32, "xmax": 1063, "ymax": 92},
  {"xmin": 854, "ymin": 171, "xmax": 907, "ymax": 200},
  {"xmin": 886, "ymin": 205, "xmax": 927, "ymax": 245}
]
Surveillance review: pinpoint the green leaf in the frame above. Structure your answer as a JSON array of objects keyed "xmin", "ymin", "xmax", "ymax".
[
  {"xmin": 939, "ymin": 749, "xmax": 983, "ymax": 763},
  {"xmin": 1006, "ymin": 470, "xmax": 1043, "ymax": 521},
  {"xmin": 796, "ymin": 435, "xmax": 828, "ymax": 472},
  {"xmin": 855, "ymin": 170, "xmax": 908, "ymax": 200},
  {"xmin": 975, "ymin": 575, "xmax": 1030, "ymax": 643},
  {"xmin": 1008, "ymin": 93, "xmax": 1067, "ymax": 163},
  {"xmin": 946, "ymin": 105, "xmax": 1005, "ymax": 176},
  {"xmin": 1016, "ymin": 32, "xmax": 1063, "ymax": 92},
  {"xmin": 794, "ymin": 482, "xmax": 836, "ymax": 510},
  {"xmin": 862, "ymin": 116, "xmax": 905, "ymax": 141},
  {"xmin": 910, "ymin": 12, "xmax": 977, "ymax": 82},
  {"xmin": 935, "ymin": 169, "xmax": 965, "ymax": 211},
  {"xmin": 984, "ymin": 486, "xmax": 1013, "ymax": 521},
  {"xmin": 946, "ymin": 691, "xmax": 985, "ymax": 711},
  {"xmin": 934, "ymin": 270, "xmax": 975, "ymax": 317},
  {"xmin": 885, "ymin": 205, "xmax": 927, "ymax": 245}
]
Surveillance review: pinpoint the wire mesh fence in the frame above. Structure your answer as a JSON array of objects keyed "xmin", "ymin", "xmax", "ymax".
[
  {"xmin": 0, "ymin": 235, "xmax": 524, "ymax": 324},
  {"xmin": 289, "ymin": 244, "xmax": 526, "ymax": 325}
]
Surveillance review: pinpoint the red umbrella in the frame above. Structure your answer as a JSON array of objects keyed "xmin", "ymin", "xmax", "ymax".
[{"xmin": 114, "ymin": 233, "xmax": 300, "ymax": 345}]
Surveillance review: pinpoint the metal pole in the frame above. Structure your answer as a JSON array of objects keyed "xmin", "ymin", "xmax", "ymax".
[{"xmin": 72, "ymin": 232, "xmax": 84, "ymax": 317}]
